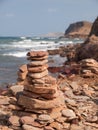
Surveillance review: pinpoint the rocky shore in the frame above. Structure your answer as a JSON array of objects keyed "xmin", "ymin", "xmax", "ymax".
[{"xmin": 0, "ymin": 17, "xmax": 98, "ymax": 130}]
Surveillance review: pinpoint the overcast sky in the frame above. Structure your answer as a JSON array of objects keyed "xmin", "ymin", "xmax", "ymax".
[{"xmin": 0, "ymin": 0, "xmax": 98, "ymax": 36}]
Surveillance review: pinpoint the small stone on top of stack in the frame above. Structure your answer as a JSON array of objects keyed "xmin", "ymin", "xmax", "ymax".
[{"xmin": 17, "ymin": 51, "xmax": 65, "ymax": 114}]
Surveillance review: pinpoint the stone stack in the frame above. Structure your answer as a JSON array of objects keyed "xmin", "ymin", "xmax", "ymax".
[
  {"xmin": 17, "ymin": 64, "xmax": 28, "ymax": 85},
  {"xmin": 18, "ymin": 51, "xmax": 65, "ymax": 114},
  {"xmin": 80, "ymin": 58, "xmax": 98, "ymax": 77}
]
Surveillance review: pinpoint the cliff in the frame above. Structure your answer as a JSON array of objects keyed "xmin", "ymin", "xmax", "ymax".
[
  {"xmin": 75, "ymin": 17, "xmax": 98, "ymax": 61},
  {"xmin": 64, "ymin": 21, "xmax": 92, "ymax": 39}
]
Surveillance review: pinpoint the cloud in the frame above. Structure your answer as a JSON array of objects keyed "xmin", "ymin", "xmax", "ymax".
[{"xmin": 48, "ymin": 8, "xmax": 57, "ymax": 13}]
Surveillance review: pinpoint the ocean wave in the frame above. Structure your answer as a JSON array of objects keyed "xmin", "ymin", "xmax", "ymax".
[{"xmin": 2, "ymin": 52, "xmax": 27, "ymax": 57}]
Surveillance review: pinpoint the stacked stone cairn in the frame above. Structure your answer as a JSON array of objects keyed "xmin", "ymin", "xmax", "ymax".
[{"xmin": 18, "ymin": 51, "xmax": 65, "ymax": 115}]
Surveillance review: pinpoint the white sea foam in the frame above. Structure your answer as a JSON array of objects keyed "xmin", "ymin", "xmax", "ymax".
[{"xmin": 3, "ymin": 52, "xmax": 27, "ymax": 57}]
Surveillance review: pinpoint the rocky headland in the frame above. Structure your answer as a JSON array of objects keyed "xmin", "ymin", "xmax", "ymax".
[
  {"xmin": 62, "ymin": 21, "xmax": 92, "ymax": 39},
  {"xmin": 0, "ymin": 17, "xmax": 98, "ymax": 130}
]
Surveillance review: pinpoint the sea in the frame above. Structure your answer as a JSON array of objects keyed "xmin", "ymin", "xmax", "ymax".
[{"xmin": 0, "ymin": 36, "xmax": 84, "ymax": 88}]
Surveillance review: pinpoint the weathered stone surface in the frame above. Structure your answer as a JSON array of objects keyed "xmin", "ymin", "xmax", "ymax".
[
  {"xmin": 22, "ymin": 124, "xmax": 43, "ymax": 130},
  {"xmin": 50, "ymin": 122, "xmax": 63, "ymax": 130},
  {"xmin": 8, "ymin": 116, "xmax": 20, "ymax": 127},
  {"xmin": 80, "ymin": 59, "xmax": 98, "ymax": 77},
  {"xmin": 49, "ymin": 105, "xmax": 65, "ymax": 119},
  {"xmin": 81, "ymin": 59, "xmax": 98, "ymax": 68},
  {"xmin": 8, "ymin": 104, "xmax": 23, "ymax": 110},
  {"xmin": 19, "ymin": 64, "xmax": 27, "ymax": 72},
  {"xmin": 64, "ymin": 21, "xmax": 92, "ymax": 39},
  {"xmin": 62, "ymin": 123, "xmax": 70, "ymax": 129},
  {"xmin": 20, "ymin": 116, "xmax": 35, "ymax": 125},
  {"xmin": 27, "ymin": 64, "xmax": 48, "ymax": 73},
  {"xmin": 61, "ymin": 109, "xmax": 76, "ymax": 119},
  {"xmin": 27, "ymin": 51, "xmax": 48, "ymax": 57},
  {"xmin": 75, "ymin": 18, "xmax": 98, "ymax": 61},
  {"xmin": 17, "ymin": 71, "xmax": 27, "ymax": 80},
  {"xmin": 70, "ymin": 124, "xmax": 84, "ymax": 130},
  {"xmin": 27, "ymin": 59, "xmax": 48, "ymax": 67},
  {"xmin": 56, "ymin": 116, "xmax": 67, "ymax": 123},
  {"xmin": 28, "ymin": 70, "xmax": 48, "ymax": 79},
  {"xmin": 44, "ymin": 126, "xmax": 54, "ymax": 130},
  {"xmin": 38, "ymin": 114, "xmax": 53, "ymax": 122},
  {"xmin": 32, "ymin": 75, "xmax": 56, "ymax": 85},
  {"xmin": 24, "ymin": 84, "xmax": 57, "ymax": 94},
  {"xmin": 9, "ymin": 85, "xmax": 24, "ymax": 96},
  {"xmin": 23, "ymin": 90, "xmax": 59, "ymax": 99},
  {"xmin": 0, "ymin": 96, "xmax": 10, "ymax": 105},
  {"xmin": 27, "ymin": 55, "xmax": 48, "ymax": 61},
  {"xmin": 18, "ymin": 95, "xmax": 64, "ymax": 109}
]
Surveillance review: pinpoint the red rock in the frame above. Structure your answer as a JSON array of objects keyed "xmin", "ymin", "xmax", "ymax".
[
  {"xmin": 22, "ymin": 124, "xmax": 43, "ymax": 130},
  {"xmin": 9, "ymin": 85, "xmax": 24, "ymax": 96},
  {"xmin": 27, "ymin": 64, "xmax": 48, "ymax": 73},
  {"xmin": 8, "ymin": 116, "xmax": 20, "ymax": 127},
  {"xmin": 24, "ymin": 84, "xmax": 57, "ymax": 94},
  {"xmin": 32, "ymin": 75, "xmax": 56, "ymax": 85},
  {"xmin": 38, "ymin": 114, "xmax": 53, "ymax": 122},
  {"xmin": 27, "ymin": 59, "xmax": 48, "ymax": 67},
  {"xmin": 50, "ymin": 122, "xmax": 63, "ymax": 130},
  {"xmin": 23, "ymin": 89, "xmax": 59, "ymax": 99},
  {"xmin": 44, "ymin": 126, "xmax": 54, "ymax": 130},
  {"xmin": 17, "ymin": 71, "xmax": 27, "ymax": 80},
  {"xmin": 18, "ymin": 94, "xmax": 64, "ymax": 109},
  {"xmin": 28, "ymin": 70, "xmax": 48, "ymax": 79},
  {"xmin": 27, "ymin": 55, "xmax": 48, "ymax": 61},
  {"xmin": 0, "ymin": 96, "xmax": 10, "ymax": 105},
  {"xmin": 19, "ymin": 64, "xmax": 27, "ymax": 72},
  {"xmin": 20, "ymin": 116, "xmax": 34, "ymax": 125},
  {"xmin": 27, "ymin": 51, "xmax": 48, "ymax": 57},
  {"xmin": 61, "ymin": 109, "xmax": 76, "ymax": 119}
]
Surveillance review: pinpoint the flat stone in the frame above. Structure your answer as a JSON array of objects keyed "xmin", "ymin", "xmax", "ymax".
[
  {"xmin": 50, "ymin": 122, "xmax": 63, "ymax": 130},
  {"xmin": 27, "ymin": 51, "xmax": 48, "ymax": 57},
  {"xmin": 32, "ymin": 75, "xmax": 56, "ymax": 85},
  {"xmin": 70, "ymin": 124, "xmax": 84, "ymax": 130},
  {"xmin": 27, "ymin": 59, "xmax": 48, "ymax": 67},
  {"xmin": 70, "ymin": 81, "xmax": 79, "ymax": 91},
  {"xmin": 62, "ymin": 123, "xmax": 70, "ymax": 129},
  {"xmin": 27, "ymin": 64, "xmax": 48, "ymax": 73},
  {"xmin": 24, "ymin": 83, "xmax": 57, "ymax": 94},
  {"xmin": 18, "ymin": 94, "xmax": 64, "ymax": 109},
  {"xmin": 28, "ymin": 70, "xmax": 48, "ymax": 79},
  {"xmin": 8, "ymin": 116, "xmax": 20, "ymax": 127},
  {"xmin": 17, "ymin": 71, "xmax": 27, "ymax": 80},
  {"xmin": 44, "ymin": 126, "xmax": 54, "ymax": 130},
  {"xmin": 19, "ymin": 64, "xmax": 27, "ymax": 72},
  {"xmin": 38, "ymin": 114, "xmax": 53, "ymax": 122},
  {"xmin": 65, "ymin": 98, "xmax": 77, "ymax": 106},
  {"xmin": 20, "ymin": 116, "xmax": 35, "ymax": 125},
  {"xmin": 9, "ymin": 85, "xmax": 24, "ymax": 96},
  {"xmin": 22, "ymin": 124, "xmax": 43, "ymax": 130},
  {"xmin": 56, "ymin": 117, "xmax": 67, "ymax": 123},
  {"xmin": 0, "ymin": 96, "xmax": 10, "ymax": 105},
  {"xmin": 23, "ymin": 89, "xmax": 59, "ymax": 99},
  {"xmin": 8, "ymin": 104, "xmax": 23, "ymax": 110},
  {"xmin": 62, "ymin": 109, "xmax": 76, "ymax": 119},
  {"xmin": 27, "ymin": 55, "xmax": 48, "ymax": 61},
  {"xmin": 49, "ymin": 105, "xmax": 65, "ymax": 119}
]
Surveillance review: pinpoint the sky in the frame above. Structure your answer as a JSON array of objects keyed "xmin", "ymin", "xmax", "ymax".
[{"xmin": 0, "ymin": 0, "xmax": 98, "ymax": 36}]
